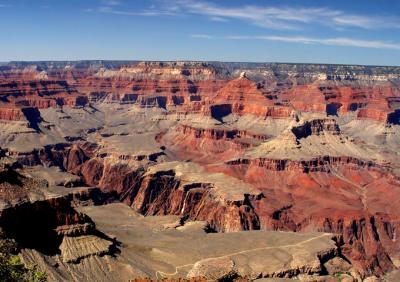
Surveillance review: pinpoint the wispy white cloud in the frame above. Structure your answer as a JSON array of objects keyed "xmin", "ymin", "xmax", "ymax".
[
  {"xmin": 102, "ymin": 0, "xmax": 120, "ymax": 6},
  {"xmin": 172, "ymin": 1, "xmax": 326, "ymax": 30},
  {"xmin": 88, "ymin": 0, "xmax": 400, "ymax": 31},
  {"xmin": 192, "ymin": 34, "xmax": 400, "ymax": 50},
  {"xmin": 96, "ymin": 5, "xmax": 176, "ymax": 17},
  {"xmin": 88, "ymin": 0, "xmax": 180, "ymax": 17},
  {"xmin": 332, "ymin": 15, "xmax": 400, "ymax": 29},
  {"xmin": 209, "ymin": 16, "xmax": 228, "ymax": 22},
  {"xmin": 191, "ymin": 34, "xmax": 213, "ymax": 39},
  {"xmin": 172, "ymin": 0, "xmax": 400, "ymax": 30},
  {"xmin": 320, "ymin": 37, "xmax": 400, "ymax": 50}
]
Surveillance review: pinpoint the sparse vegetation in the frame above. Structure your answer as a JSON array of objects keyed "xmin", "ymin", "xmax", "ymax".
[
  {"xmin": 0, "ymin": 233, "xmax": 47, "ymax": 282},
  {"xmin": 333, "ymin": 271, "xmax": 353, "ymax": 282}
]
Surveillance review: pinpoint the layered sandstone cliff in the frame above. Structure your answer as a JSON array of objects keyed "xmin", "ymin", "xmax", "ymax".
[{"xmin": 1, "ymin": 61, "xmax": 400, "ymax": 280}]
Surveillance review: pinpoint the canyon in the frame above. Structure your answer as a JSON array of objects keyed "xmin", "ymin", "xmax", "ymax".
[{"xmin": 0, "ymin": 61, "xmax": 400, "ymax": 281}]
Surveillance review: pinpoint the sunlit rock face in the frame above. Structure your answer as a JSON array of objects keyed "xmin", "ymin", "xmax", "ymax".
[{"xmin": 1, "ymin": 61, "xmax": 400, "ymax": 279}]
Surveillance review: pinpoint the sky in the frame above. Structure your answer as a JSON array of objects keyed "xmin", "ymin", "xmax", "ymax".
[{"xmin": 0, "ymin": 0, "xmax": 399, "ymax": 65}]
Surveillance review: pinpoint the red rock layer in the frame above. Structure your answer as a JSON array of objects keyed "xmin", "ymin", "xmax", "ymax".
[
  {"xmin": 1, "ymin": 64, "xmax": 400, "ymax": 124},
  {"xmin": 8, "ymin": 143, "xmax": 400, "ymax": 275},
  {"xmin": 280, "ymin": 84, "xmax": 399, "ymax": 122},
  {"xmin": 0, "ymin": 107, "xmax": 26, "ymax": 121},
  {"xmin": 158, "ymin": 124, "xmax": 269, "ymax": 164},
  {"xmin": 206, "ymin": 156, "xmax": 400, "ymax": 275},
  {"xmin": 127, "ymin": 169, "xmax": 260, "ymax": 232},
  {"xmin": 9, "ymin": 144, "xmax": 260, "ymax": 232},
  {"xmin": 202, "ymin": 77, "xmax": 293, "ymax": 119},
  {"xmin": 224, "ymin": 155, "xmax": 375, "ymax": 172},
  {"xmin": 175, "ymin": 124, "xmax": 270, "ymax": 142}
]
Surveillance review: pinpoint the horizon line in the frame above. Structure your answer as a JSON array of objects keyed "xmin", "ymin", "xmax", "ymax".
[{"xmin": 2, "ymin": 59, "xmax": 400, "ymax": 68}]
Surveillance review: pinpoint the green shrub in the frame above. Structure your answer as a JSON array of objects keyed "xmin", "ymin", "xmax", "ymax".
[{"xmin": 0, "ymin": 236, "xmax": 47, "ymax": 282}]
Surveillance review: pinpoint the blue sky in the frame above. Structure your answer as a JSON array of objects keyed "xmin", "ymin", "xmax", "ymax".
[{"xmin": 0, "ymin": 0, "xmax": 399, "ymax": 65}]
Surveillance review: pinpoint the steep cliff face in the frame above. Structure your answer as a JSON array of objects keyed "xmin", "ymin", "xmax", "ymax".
[
  {"xmin": 0, "ymin": 107, "xmax": 26, "ymax": 121},
  {"xmin": 174, "ymin": 124, "xmax": 270, "ymax": 142},
  {"xmin": 2, "ymin": 61, "xmax": 399, "ymax": 123},
  {"xmin": 317, "ymin": 215, "xmax": 399, "ymax": 275},
  {"xmin": 8, "ymin": 144, "xmax": 262, "ymax": 233},
  {"xmin": 5, "ymin": 138, "xmax": 400, "ymax": 277},
  {"xmin": 23, "ymin": 142, "xmax": 96, "ymax": 166},
  {"xmin": 278, "ymin": 84, "xmax": 399, "ymax": 122},
  {"xmin": 94, "ymin": 61, "xmax": 222, "ymax": 80},
  {"xmin": 0, "ymin": 189, "xmax": 118, "ymax": 274},
  {"xmin": 0, "ymin": 193, "xmax": 93, "ymax": 253},
  {"xmin": 257, "ymin": 203, "xmax": 399, "ymax": 275},
  {"xmin": 0, "ymin": 80, "xmax": 87, "ymax": 108},
  {"xmin": 291, "ymin": 118, "xmax": 340, "ymax": 139},
  {"xmin": 203, "ymin": 76, "xmax": 293, "ymax": 119},
  {"xmin": 225, "ymin": 155, "xmax": 375, "ymax": 173},
  {"xmin": 5, "ymin": 144, "xmax": 392, "ymax": 272},
  {"xmin": 211, "ymin": 156, "xmax": 400, "ymax": 275},
  {"xmin": 1, "ymin": 61, "xmax": 400, "ymax": 278},
  {"xmin": 127, "ymin": 169, "xmax": 261, "ymax": 232}
]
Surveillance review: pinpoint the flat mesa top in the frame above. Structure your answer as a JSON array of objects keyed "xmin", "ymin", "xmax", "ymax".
[{"xmin": 145, "ymin": 161, "xmax": 262, "ymax": 202}]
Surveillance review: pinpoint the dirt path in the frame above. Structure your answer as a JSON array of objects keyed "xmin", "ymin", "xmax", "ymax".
[
  {"xmin": 155, "ymin": 233, "xmax": 332, "ymax": 279},
  {"xmin": 328, "ymin": 165, "xmax": 368, "ymax": 211}
]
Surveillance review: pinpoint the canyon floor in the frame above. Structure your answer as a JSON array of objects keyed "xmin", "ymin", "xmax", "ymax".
[
  {"xmin": 36, "ymin": 202, "xmax": 339, "ymax": 281},
  {"xmin": 0, "ymin": 61, "xmax": 400, "ymax": 281}
]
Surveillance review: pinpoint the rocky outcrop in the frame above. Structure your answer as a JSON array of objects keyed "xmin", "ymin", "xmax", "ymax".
[
  {"xmin": 81, "ymin": 158, "xmax": 104, "ymax": 186},
  {"xmin": 9, "ymin": 145, "xmax": 262, "ymax": 232},
  {"xmin": 187, "ymin": 257, "xmax": 238, "ymax": 280},
  {"xmin": 0, "ymin": 187, "xmax": 117, "ymax": 267},
  {"xmin": 94, "ymin": 61, "xmax": 221, "ymax": 80},
  {"xmin": 59, "ymin": 235, "xmax": 114, "ymax": 263},
  {"xmin": 0, "ymin": 194, "xmax": 94, "ymax": 254},
  {"xmin": 315, "ymin": 216, "xmax": 398, "ymax": 275},
  {"xmin": 11, "ymin": 142, "xmax": 97, "ymax": 169},
  {"xmin": 127, "ymin": 168, "xmax": 261, "ymax": 232},
  {"xmin": 219, "ymin": 157, "xmax": 399, "ymax": 275},
  {"xmin": 357, "ymin": 108, "xmax": 388, "ymax": 122},
  {"xmin": 204, "ymin": 76, "xmax": 293, "ymax": 119},
  {"xmin": 184, "ymin": 233, "xmax": 344, "ymax": 280},
  {"xmin": 0, "ymin": 164, "xmax": 48, "ymax": 206},
  {"xmin": 0, "ymin": 107, "xmax": 26, "ymax": 121},
  {"xmin": 175, "ymin": 124, "xmax": 270, "ymax": 142},
  {"xmin": 226, "ymin": 155, "xmax": 376, "ymax": 173},
  {"xmin": 291, "ymin": 118, "xmax": 340, "ymax": 140}
]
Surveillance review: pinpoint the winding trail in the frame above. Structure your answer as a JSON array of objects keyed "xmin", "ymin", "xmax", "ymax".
[
  {"xmin": 155, "ymin": 233, "xmax": 332, "ymax": 279},
  {"xmin": 328, "ymin": 164, "xmax": 368, "ymax": 211}
]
